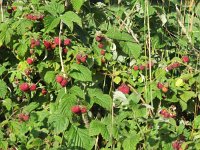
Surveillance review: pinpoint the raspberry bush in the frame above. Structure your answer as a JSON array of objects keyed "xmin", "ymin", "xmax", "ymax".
[{"xmin": 0, "ymin": 0, "xmax": 200, "ymax": 149}]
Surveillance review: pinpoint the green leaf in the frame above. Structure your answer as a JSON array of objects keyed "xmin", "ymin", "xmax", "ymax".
[
  {"xmin": 0, "ymin": 80, "xmax": 7, "ymax": 99},
  {"xmin": 44, "ymin": 71, "xmax": 56, "ymax": 84},
  {"xmin": 23, "ymin": 102, "xmax": 39, "ymax": 113},
  {"xmin": 122, "ymin": 132, "xmax": 140, "ymax": 150},
  {"xmin": 180, "ymin": 91, "xmax": 196, "ymax": 102},
  {"xmin": 89, "ymin": 120, "xmax": 110, "ymax": 140},
  {"xmin": 194, "ymin": 115, "xmax": 200, "ymax": 129},
  {"xmin": 44, "ymin": 16, "xmax": 60, "ymax": 33},
  {"xmin": 0, "ymin": 141, "xmax": 8, "ymax": 150},
  {"xmin": 2, "ymin": 98, "xmax": 12, "ymax": 111},
  {"xmin": 66, "ymin": 124, "xmax": 95, "ymax": 150},
  {"xmin": 48, "ymin": 113, "xmax": 69, "ymax": 134},
  {"xmin": 88, "ymin": 88, "xmax": 112, "ymax": 110},
  {"xmin": 61, "ymin": 11, "xmax": 82, "ymax": 31},
  {"xmin": 17, "ymin": 43, "xmax": 28, "ymax": 59},
  {"xmin": 0, "ymin": 66, "xmax": 6, "ymax": 76},
  {"xmin": 120, "ymin": 41, "xmax": 141, "ymax": 58},
  {"xmin": 106, "ymin": 28, "xmax": 133, "ymax": 42},
  {"xmin": 71, "ymin": 0, "xmax": 84, "ymax": 12},
  {"xmin": 69, "ymin": 86, "xmax": 85, "ymax": 99},
  {"xmin": 69, "ymin": 64, "xmax": 92, "ymax": 82},
  {"xmin": 26, "ymin": 138, "xmax": 43, "ymax": 149},
  {"xmin": 45, "ymin": 1, "xmax": 64, "ymax": 16}
]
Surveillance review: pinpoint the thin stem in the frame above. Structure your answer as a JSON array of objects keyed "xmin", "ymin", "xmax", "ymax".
[{"xmin": 1, "ymin": 1, "xmax": 3, "ymax": 22}]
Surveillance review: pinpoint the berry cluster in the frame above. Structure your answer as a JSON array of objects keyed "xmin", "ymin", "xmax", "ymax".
[
  {"xmin": 19, "ymin": 83, "xmax": 37, "ymax": 92},
  {"xmin": 25, "ymin": 14, "xmax": 44, "ymax": 21},
  {"xmin": 30, "ymin": 39, "xmax": 40, "ymax": 49},
  {"xmin": 96, "ymin": 35, "xmax": 107, "ymax": 63},
  {"xmin": 133, "ymin": 62, "xmax": 154, "ymax": 71},
  {"xmin": 71, "ymin": 105, "xmax": 87, "ymax": 114},
  {"xmin": 159, "ymin": 109, "xmax": 176, "ymax": 118},
  {"xmin": 56, "ymin": 75, "xmax": 68, "ymax": 87},
  {"xmin": 172, "ymin": 140, "xmax": 184, "ymax": 150},
  {"xmin": 26, "ymin": 57, "xmax": 35, "ymax": 65},
  {"xmin": 76, "ymin": 54, "xmax": 88, "ymax": 64},
  {"xmin": 117, "ymin": 83, "xmax": 130, "ymax": 94},
  {"xmin": 157, "ymin": 82, "xmax": 168, "ymax": 93},
  {"xmin": 166, "ymin": 62, "xmax": 180, "ymax": 71},
  {"xmin": 18, "ymin": 113, "xmax": 29, "ymax": 122},
  {"xmin": 43, "ymin": 37, "xmax": 71, "ymax": 51}
]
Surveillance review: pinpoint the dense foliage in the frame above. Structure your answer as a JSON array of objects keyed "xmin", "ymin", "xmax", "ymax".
[{"xmin": 0, "ymin": 0, "xmax": 200, "ymax": 149}]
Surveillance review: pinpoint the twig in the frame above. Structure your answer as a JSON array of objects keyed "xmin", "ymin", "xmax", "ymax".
[{"xmin": 0, "ymin": 0, "xmax": 3, "ymax": 22}]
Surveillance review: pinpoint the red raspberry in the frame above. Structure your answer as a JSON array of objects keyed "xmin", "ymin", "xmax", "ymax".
[
  {"xmin": 172, "ymin": 62, "xmax": 180, "ymax": 68},
  {"xmin": 157, "ymin": 82, "xmax": 164, "ymax": 89},
  {"xmin": 22, "ymin": 115, "xmax": 29, "ymax": 121},
  {"xmin": 81, "ymin": 107, "xmax": 87, "ymax": 113},
  {"xmin": 19, "ymin": 83, "xmax": 30, "ymax": 92},
  {"xmin": 26, "ymin": 57, "xmax": 34, "ymax": 65},
  {"xmin": 63, "ymin": 48, "xmax": 68, "ymax": 54},
  {"xmin": 100, "ymin": 50, "xmax": 105, "ymax": 55},
  {"xmin": 71, "ymin": 105, "xmax": 81, "ymax": 114},
  {"xmin": 30, "ymin": 84, "xmax": 37, "ymax": 91},
  {"xmin": 182, "ymin": 56, "xmax": 189, "ymax": 63},
  {"xmin": 80, "ymin": 55, "xmax": 87, "ymax": 63},
  {"xmin": 133, "ymin": 65, "xmax": 139, "ymax": 71},
  {"xmin": 51, "ymin": 43, "xmax": 56, "ymax": 49},
  {"xmin": 43, "ymin": 40, "xmax": 51, "ymax": 49},
  {"xmin": 54, "ymin": 37, "xmax": 61, "ymax": 45},
  {"xmin": 96, "ymin": 36, "xmax": 103, "ymax": 42},
  {"xmin": 64, "ymin": 38, "xmax": 71, "ymax": 46},
  {"xmin": 117, "ymin": 83, "xmax": 130, "ymax": 94},
  {"xmin": 139, "ymin": 65, "xmax": 145, "ymax": 70},
  {"xmin": 42, "ymin": 89, "xmax": 47, "ymax": 95},
  {"xmin": 76, "ymin": 54, "xmax": 82, "ymax": 61},
  {"xmin": 56, "ymin": 75, "xmax": 63, "ymax": 83},
  {"xmin": 60, "ymin": 79, "xmax": 68, "ymax": 87},
  {"xmin": 98, "ymin": 43, "xmax": 104, "ymax": 49}
]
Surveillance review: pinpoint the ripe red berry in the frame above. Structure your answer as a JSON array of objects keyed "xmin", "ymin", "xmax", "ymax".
[
  {"xmin": 172, "ymin": 140, "xmax": 181, "ymax": 150},
  {"xmin": 22, "ymin": 115, "xmax": 29, "ymax": 121},
  {"xmin": 30, "ymin": 84, "xmax": 37, "ymax": 91},
  {"xmin": 19, "ymin": 83, "xmax": 30, "ymax": 92},
  {"xmin": 43, "ymin": 40, "xmax": 51, "ymax": 49},
  {"xmin": 157, "ymin": 82, "xmax": 164, "ymax": 89},
  {"xmin": 159, "ymin": 109, "xmax": 167, "ymax": 115},
  {"xmin": 64, "ymin": 38, "xmax": 71, "ymax": 46},
  {"xmin": 172, "ymin": 62, "xmax": 180, "ymax": 68},
  {"xmin": 133, "ymin": 65, "xmax": 139, "ymax": 71},
  {"xmin": 51, "ymin": 43, "xmax": 56, "ymax": 49},
  {"xmin": 139, "ymin": 65, "xmax": 145, "ymax": 70},
  {"xmin": 100, "ymin": 50, "xmax": 105, "ymax": 56},
  {"xmin": 35, "ymin": 40, "xmax": 40, "ymax": 46},
  {"xmin": 12, "ymin": 6, "xmax": 17, "ymax": 11},
  {"xmin": 54, "ymin": 37, "xmax": 61, "ymax": 45},
  {"xmin": 26, "ymin": 57, "xmax": 34, "ymax": 65},
  {"xmin": 182, "ymin": 56, "xmax": 189, "ymax": 63},
  {"xmin": 42, "ymin": 89, "xmax": 47, "ymax": 95},
  {"xmin": 96, "ymin": 36, "xmax": 103, "ymax": 42},
  {"xmin": 117, "ymin": 83, "xmax": 130, "ymax": 94},
  {"xmin": 81, "ymin": 107, "xmax": 87, "ymax": 113},
  {"xmin": 98, "ymin": 43, "xmax": 104, "ymax": 49},
  {"xmin": 56, "ymin": 75, "xmax": 63, "ymax": 83},
  {"xmin": 63, "ymin": 48, "xmax": 68, "ymax": 54},
  {"xmin": 80, "ymin": 55, "xmax": 87, "ymax": 63},
  {"xmin": 60, "ymin": 79, "xmax": 68, "ymax": 87},
  {"xmin": 71, "ymin": 105, "xmax": 81, "ymax": 114},
  {"xmin": 24, "ymin": 68, "xmax": 31, "ymax": 75}
]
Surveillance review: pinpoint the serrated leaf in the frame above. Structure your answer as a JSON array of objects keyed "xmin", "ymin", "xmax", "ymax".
[
  {"xmin": 69, "ymin": 86, "xmax": 85, "ymax": 99},
  {"xmin": 17, "ymin": 43, "xmax": 28, "ymax": 59},
  {"xmin": 120, "ymin": 41, "xmax": 141, "ymax": 58},
  {"xmin": 61, "ymin": 11, "xmax": 82, "ymax": 31},
  {"xmin": 44, "ymin": 71, "xmax": 56, "ymax": 84},
  {"xmin": 180, "ymin": 91, "xmax": 196, "ymax": 102},
  {"xmin": 71, "ymin": 0, "xmax": 84, "ymax": 12},
  {"xmin": 175, "ymin": 78, "xmax": 184, "ymax": 87},
  {"xmin": 88, "ymin": 88, "xmax": 112, "ymax": 110},
  {"xmin": 0, "ymin": 80, "xmax": 7, "ymax": 99},
  {"xmin": 23, "ymin": 102, "xmax": 39, "ymax": 113},
  {"xmin": 48, "ymin": 113, "xmax": 69, "ymax": 134},
  {"xmin": 0, "ymin": 66, "xmax": 6, "ymax": 76},
  {"xmin": 45, "ymin": 1, "xmax": 64, "ymax": 16},
  {"xmin": 66, "ymin": 124, "xmax": 95, "ymax": 150},
  {"xmin": 44, "ymin": 16, "xmax": 60, "ymax": 33},
  {"xmin": 69, "ymin": 64, "xmax": 92, "ymax": 82},
  {"xmin": 106, "ymin": 28, "xmax": 133, "ymax": 42},
  {"xmin": 122, "ymin": 133, "xmax": 140, "ymax": 150},
  {"xmin": 89, "ymin": 120, "xmax": 110, "ymax": 140},
  {"xmin": 2, "ymin": 98, "xmax": 12, "ymax": 111}
]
